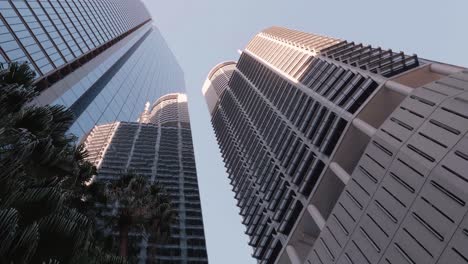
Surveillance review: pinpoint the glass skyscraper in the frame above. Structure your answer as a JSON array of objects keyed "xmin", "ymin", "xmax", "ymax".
[
  {"xmin": 1, "ymin": 1, "xmax": 208, "ymax": 263},
  {"xmin": 0, "ymin": 0, "xmax": 184, "ymax": 138}
]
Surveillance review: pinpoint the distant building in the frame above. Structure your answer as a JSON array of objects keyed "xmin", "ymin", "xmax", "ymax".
[
  {"xmin": 0, "ymin": 0, "xmax": 184, "ymax": 138},
  {"xmin": 203, "ymin": 26, "xmax": 468, "ymax": 264},
  {"xmin": 84, "ymin": 93, "xmax": 208, "ymax": 263}
]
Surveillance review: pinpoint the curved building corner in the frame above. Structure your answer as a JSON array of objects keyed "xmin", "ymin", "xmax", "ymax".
[{"xmin": 202, "ymin": 61, "xmax": 237, "ymax": 115}]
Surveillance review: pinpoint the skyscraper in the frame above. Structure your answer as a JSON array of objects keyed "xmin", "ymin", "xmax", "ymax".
[
  {"xmin": 203, "ymin": 26, "xmax": 468, "ymax": 264},
  {"xmin": 0, "ymin": 0, "xmax": 184, "ymax": 138},
  {"xmin": 84, "ymin": 93, "xmax": 208, "ymax": 264},
  {"xmin": 1, "ymin": 1, "xmax": 207, "ymax": 262}
]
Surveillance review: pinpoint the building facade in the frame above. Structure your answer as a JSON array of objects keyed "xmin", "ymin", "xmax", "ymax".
[
  {"xmin": 84, "ymin": 93, "xmax": 208, "ymax": 264},
  {"xmin": 203, "ymin": 26, "xmax": 468, "ymax": 264},
  {"xmin": 0, "ymin": 0, "xmax": 184, "ymax": 138}
]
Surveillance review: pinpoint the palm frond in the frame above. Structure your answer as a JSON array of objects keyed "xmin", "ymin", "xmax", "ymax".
[
  {"xmin": 0, "ymin": 127, "xmax": 39, "ymax": 163},
  {"xmin": 75, "ymin": 144, "xmax": 90, "ymax": 162},
  {"xmin": 77, "ymin": 161, "xmax": 97, "ymax": 184},
  {"xmin": 6, "ymin": 222, "xmax": 39, "ymax": 263},
  {"xmin": 48, "ymin": 104, "xmax": 76, "ymax": 137},
  {"xmin": 13, "ymin": 106, "xmax": 53, "ymax": 137},
  {"xmin": 0, "ymin": 62, "xmax": 36, "ymax": 86},
  {"xmin": 0, "ymin": 208, "xmax": 19, "ymax": 256},
  {"xmin": 35, "ymin": 209, "xmax": 93, "ymax": 263},
  {"xmin": 42, "ymin": 259, "xmax": 61, "ymax": 264},
  {"xmin": 0, "ymin": 160, "xmax": 26, "ymax": 195},
  {"xmin": 0, "ymin": 83, "xmax": 38, "ymax": 118},
  {"xmin": 4, "ymin": 186, "xmax": 65, "ymax": 225},
  {"xmin": 97, "ymin": 174, "xmax": 177, "ymax": 245},
  {"xmin": 0, "ymin": 61, "xmax": 123, "ymax": 262},
  {"xmin": 72, "ymin": 246, "xmax": 128, "ymax": 264}
]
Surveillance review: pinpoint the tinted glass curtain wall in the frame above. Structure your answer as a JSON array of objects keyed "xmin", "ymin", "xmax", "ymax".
[{"xmin": 0, "ymin": 0, "xmax": 185, "ymax": 138}]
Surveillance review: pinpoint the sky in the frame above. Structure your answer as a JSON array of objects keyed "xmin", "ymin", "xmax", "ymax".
[{"xmin": 141, "ymin": 1, "xmax": 468, "ymax": 263}]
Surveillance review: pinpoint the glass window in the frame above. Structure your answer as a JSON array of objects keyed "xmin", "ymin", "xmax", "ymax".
[
  {"xmin": 77, "ymin": 111, "xmax": 96, "ymax": 134},
  {"xmin": 94, "ymin": 94, "xmax": 110, "ymax": 110},
  {"xmin": 60, "ymin": 89, "xmax": 79, "ymax": 107},
  {"xmin": 100, "ymin": 108, "xmax": 117, "ymax": 124},
  {"xmin": 86, "ymin": 101, "xmax": 103, "ymax": 122},
  {"xmin": 68, "ymin": 122, "xmax": 84, "ymax": 139}
]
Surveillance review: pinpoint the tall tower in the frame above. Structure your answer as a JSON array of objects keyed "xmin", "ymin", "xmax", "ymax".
[
  {"xmin": 0, "ymin": 0, "xmax": 184, "ymax": 138},
  {"xmin": 84, "ymin": 93, "xmax": 208, "ymax": 263},
  {"xmin": 203, "ymin": 26, "xmax": 468, "ymax": 264}
]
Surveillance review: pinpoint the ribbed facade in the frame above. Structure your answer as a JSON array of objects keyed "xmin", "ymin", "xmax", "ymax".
[
  {"xmin": 84, "ymin": 93, "xmax": 208, "ymax": 264},
  {"xmin": 0, "ymin": 0, "xmax": 184, "ymax": 139},
  {"xmin": 203, "ymin": 26, "xmax": 468, "ymax": 264},
  {"xmin": 140, "ymin": 93, "xmax": 191, "ymax": 128}
]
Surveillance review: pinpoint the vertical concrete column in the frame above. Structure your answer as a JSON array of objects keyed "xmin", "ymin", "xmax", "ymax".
[
  {"xmin": 286, "ymin": 245, "xmax": 302, "ymax": 264},
  {"xmin": 330, "ymin": 162, "xmax": 351, "ymax": 185},
  {"xmin": 307, "ymin": 205, "xmax": 326, "ymax": 230},
  {"xmin": 352, "ymin": 118, "xmax": 377, "ymax": 138}
]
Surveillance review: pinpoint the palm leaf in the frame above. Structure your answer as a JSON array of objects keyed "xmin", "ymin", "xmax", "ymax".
[
  {"xmin": 0, "ymin": 127, "xmax": 38, "ymax": 163},
  {"xmin": 96, "ymin": 173, "xmax": 177, "ymax": 249},
  {"xmin": 0, "ymin": 62, "xmax": 36, "ymax": 86},
  {"xmin": 0, "ymin": 83, "xmax": 38, "ymax": 118},
  {"xmin": 35, "ymin": 209, "xmax": 93, "ymax": 262},
  {"xmin": 6, "ymin": 222, "xmax": 40, "ymax": 263},
  {"xmin": 0, "ymin": 208, "xmax": 19, "ymax": 256},
  {"xmin": 48, "ymin": 104, "xmax": 76, "ymax": 137},
  {"xmin": 0, "ymin": 61, "xmax": 121, "ymax": 262},
  {"xmin": 4, "ymin": 187, "xmax": 65, "ymax": 225},
  {"xmin": 42, "ymin": 259, "xmax": 61, "ymax": 264},
  {"xmin": 13, "ymin": 106, "xmax": 53, "ymax": 137},
  {"xmin": 75, "ymin": 144, "xmax": 90, "ymax": 162},
  {"xmin": 71, "ymin": 246, "xmax": 128, "ymax": 264}
]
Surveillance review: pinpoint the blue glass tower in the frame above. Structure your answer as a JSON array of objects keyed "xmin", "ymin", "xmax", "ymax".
[{"xmin": 0, "ymin": 0, "xmax": 184, "ymax": 138}]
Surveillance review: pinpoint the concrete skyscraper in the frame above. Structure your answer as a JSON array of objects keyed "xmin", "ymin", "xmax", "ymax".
[
  {"xmin": 84, "ymin": 93, "xmax": 208, "ymax": 263},
  {"xmin": 203, "ymin": 27, "xmax": 468, "ymax": 264},
  {"xmin": 0, "ymin": 0, "xmax": 184, "ymax": 138}
]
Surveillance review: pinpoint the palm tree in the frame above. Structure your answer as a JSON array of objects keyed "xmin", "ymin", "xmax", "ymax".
[
  {"xmin": 0, "ymin": 62, "xmax": 123, "ymax": 263},
  {"xmin": 94, "ymin": 172, "xmax": 176, "ymax": 259},
  {"xmin": 0, "ymin": 61, "xmax": 36, "ymax": 86}
]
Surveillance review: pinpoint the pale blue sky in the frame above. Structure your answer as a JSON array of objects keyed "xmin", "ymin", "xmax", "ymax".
[{"xmin": 142, "ymin": 1, "xmax": 468, "ymax": 263}]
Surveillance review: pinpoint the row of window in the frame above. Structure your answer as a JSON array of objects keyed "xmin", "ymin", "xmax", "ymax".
[
  {"xmin": 225, "ymin": 80, "xmax": 320, "ymax": 238},
  {"xmin": 246, "ymin": 35, "xmax": 312, "ymax": 79},
  {"xmin": 239, "ymin": 52, "xmax": 379, "ymax": 117},
  {"xmin": 321, "ymin": 40, "xmax": 420, "ymax": 77},
  {"xmin": 211, "ymin": 94, "xmax": 286, "ymax": 263},
  {"xmin": 211, "ymin": 106, "xmax": 282, "ymax": 264},
  {"xmin": 211, "ymin": 107, "xmax": 274, "ymax": 258},
  {"xmin": 0, "ymin": 0, "xmax": 150, "ymax": 76},
  {"xmin": 210, "ymin": 27, "xmax": 422, "ymax": 264},
  {"xmin": 210, "ymin": 52, "xmax": 377, "ymax": 263},
  {"xmin": 256, "ymin": 27, "xmax": 419, "ymax": 79},
  {"xmin": 84, "ymin": 120, "xmax": 206, "ymax": 262},
  {"xmin": 259, "ymin": 26, "xmax": 340, "ymax": 54},
  {"xmin": 212, "ymin": 93, "xmax": 293, "ymax": 262},
  {"xmin": 68, "ymin": 29, "xmax": 185, "ymax": 138}
]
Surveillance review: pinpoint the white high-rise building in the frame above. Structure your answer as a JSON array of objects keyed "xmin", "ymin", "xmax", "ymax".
[
  {"xmin": 84, "ymin": 93, "xmax": 208, "ymax": 264},
  {"xmin": 204, "ymin": 26, "xmax": 468, "ymax": 264}
]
